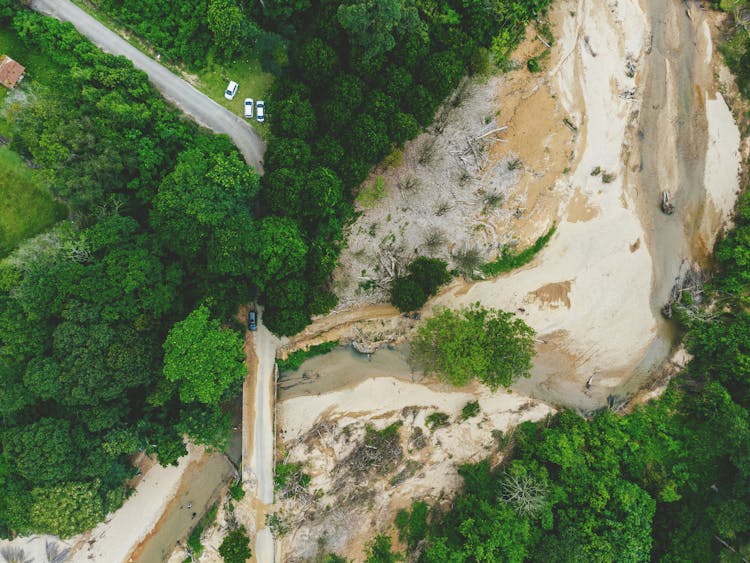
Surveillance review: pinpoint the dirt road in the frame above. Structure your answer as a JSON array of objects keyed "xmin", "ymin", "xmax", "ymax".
[
  {"xmin": 30, "ymin": 0, "xmax": 265, "ymax": 171},
  {"xmin": 243, "ymin": 309, "xmax": 279, "ymax": 562}
]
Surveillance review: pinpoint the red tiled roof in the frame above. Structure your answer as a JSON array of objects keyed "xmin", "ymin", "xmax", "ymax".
[{"xmin": 0, "ymin": 55, "xmax": 25, "ymax": 89}]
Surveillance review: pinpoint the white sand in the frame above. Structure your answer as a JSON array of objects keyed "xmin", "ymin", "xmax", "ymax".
[
  {"xmin": 701, "ymin": 92, "xmax": 742, "ymax": 248},
  {"xmin": 279, "ymin": 376, "xmax": 549, "ymax": 441},
  {"xmin": 434, "ymin": 0, "xmax": 654, "ymax": 386}
]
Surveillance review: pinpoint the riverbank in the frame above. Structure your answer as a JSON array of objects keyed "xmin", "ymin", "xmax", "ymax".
[{"xmin": 276, "ymin": 375, "xmax": 553, "ymax": 560}]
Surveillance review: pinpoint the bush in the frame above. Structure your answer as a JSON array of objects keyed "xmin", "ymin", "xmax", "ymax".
[
  {"xmin": 229, "ymin": 481, "xmax": 245, "ymax": 501},
  {"xmin": 218, "ymin": 526, "xmax": 252, "ymax": 563},
  {"xmin": 426, "ymin": 412, "xmax": 450, "ymax": 430},
  {"xmin": 390, "ymin": 277, "xmax": 427, "ymax": 313},
  {"xmin": 390, "ymin": 257, "xmax": 451, "ymax": 312},
  {"xmin": 460, "ymin": 400, "xmax": 481, "ymax": 421},
  {"xmin": 481, "ymin": 225, "xmax": 556, "ymax": 277}
]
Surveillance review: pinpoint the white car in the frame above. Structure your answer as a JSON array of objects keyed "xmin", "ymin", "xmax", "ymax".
[
  {"xmin": 244, "ymin": 98, "xmax": 254, "ymax": 118},
  {"xmin": 256, "ymin": 100, "xmax": 265, "ymax": 123},
  {"xmin": 224, "ymin": 80, "xmax": 238, "ymax": 100}
]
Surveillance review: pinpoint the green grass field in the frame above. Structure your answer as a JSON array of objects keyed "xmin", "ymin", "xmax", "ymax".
[{"xmin": 0, "ymin": 148, "xmax": 66, "ymax": 257}]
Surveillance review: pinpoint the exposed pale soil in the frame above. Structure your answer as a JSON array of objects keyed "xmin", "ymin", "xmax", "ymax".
[{"xmin": 276, "ymin": 376, "xmax": 553, "ymax": 562}]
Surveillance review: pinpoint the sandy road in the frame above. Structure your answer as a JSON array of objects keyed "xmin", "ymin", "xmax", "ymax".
[{"xmin": 30, "ymin": 0, "xmax": 265, "ymax": 171}]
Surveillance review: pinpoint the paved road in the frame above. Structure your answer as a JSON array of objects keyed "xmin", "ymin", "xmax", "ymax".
[
  {"xmin": 247, "ymin": 310, "xmax": 279, "ymax": 563},
  {"xmin": 248, "ymin": 311, "xmax": 278, "ymax": 507},
  {"xmin": 31, "ymin": 0, "xmax": 265, "ymax": 172}
]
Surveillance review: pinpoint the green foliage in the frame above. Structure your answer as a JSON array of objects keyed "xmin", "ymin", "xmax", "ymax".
[
  {"xmin": 88, "ymin": 0, "xmax": 253, "ymax": 67},
  {"xmin": 460, "ymin": 400, "xmax": 481, "ymax": 421},
  {"xmin": 365, "ymin": 534, "xmax": 403, "ymax": 562},
  {"xmin": 481, "ymin": 225, "xmax": 556, "ymax": 277},
  {"xmin": 425, "ymin": 411, "xmax": 450, "ymax": 430},
  {"xmin": 219, "ymin": 525, "xmax": 252, "ymax": 563},
  {"xmin": 719, "ymin": 25, "xmax": 750, "ymax": 98},
  {"xmin": 274, "ymin": 461, "xmax": 310, "ymax": 493},
  {"xmin": 357, "ymin": 176, "xmax": 388, "ymax": 208},
  {"xmin": 389, "ymin": 277, "xmax": 427, "ymax": 313},
  {"xmin": 229, "ymin": 481, "xmax": 246, "ymax": 501},
  {"xmin": 277, "ymin": 341, "xmax": 338, "ymax": 372},
  {"xmin": 337, "ymin": 0, "xmax": 424, "ymax": 63},
  {"xmin": 395, "ymin": 501, "xmax": 428, "ymax": 549},
  {"xmin": 163, "ymin": 305, "xmax": 246, "ymax": 404},
  {"xmin": 187, "ymin": 502, "xmax": 219, "ymax": 557},
  {"xmin": 28, "ymin": 481, "xmax": 106, "ymax": 538},
  {"xmin": 265, "ymin": 511, "xmax": 291, "ymax": 536},
  {"xmin": 411, "ymin": 303, "xmax": 535, "ymax": 389},
  {"xmin": 390, "ymin": 257, "xmax": 451, "ymax": 312},
  {"xmin": 527, "ymin": 57, "xmax": 541, "ymax": 72}
]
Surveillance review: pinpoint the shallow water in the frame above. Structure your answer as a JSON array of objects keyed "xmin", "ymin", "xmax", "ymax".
[
  {"xmin": 132, "ymin": 453, "xmax": 234, "ymax": 563},
  {"xmin": 278, "ymin": 345, "xmax": 414, "ymax": 400}
]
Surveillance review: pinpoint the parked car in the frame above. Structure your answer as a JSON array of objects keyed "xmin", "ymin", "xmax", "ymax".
[
  {"xmin": 248, "ymin": 309, "xmax": 257, "ymax": 331},
  {"xmin": 244, "ymin": 98, "xmax": 254, "ymax": 118},
  {"xmin": 256, "ymin": 100, "xmax": 265, "ymax": 123},
  {"xmin": 224, "ymin": 80, "xmax": 238, "ymax": 100}
]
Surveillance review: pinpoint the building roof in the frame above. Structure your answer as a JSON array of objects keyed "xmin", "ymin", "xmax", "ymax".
[{"xmin": 0, "ymin": 55, "xmax": 25, "ymax": 89}]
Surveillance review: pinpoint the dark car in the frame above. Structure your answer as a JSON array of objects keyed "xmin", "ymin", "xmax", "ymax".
[{"xmin": 248, "ymin": 309, "xmax": 257, "ymax": 331}]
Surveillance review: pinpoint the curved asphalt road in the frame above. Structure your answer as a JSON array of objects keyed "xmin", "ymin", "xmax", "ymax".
[{"xmin": 31, "ymin": 0, "xmax": 265, "ymax": 172}]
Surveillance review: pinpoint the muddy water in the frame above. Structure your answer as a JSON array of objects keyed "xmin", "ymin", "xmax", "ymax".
[
  {"xmin": 278, "ymin": 345, "xmax": 414, "ymax": 400},
  {"xmin": 132, "ymin": 413, "xmax": 241, "ymax": 563},
  {"xmin": 616, "ymin": 0, "xmax": 710, "ymax": 396}
]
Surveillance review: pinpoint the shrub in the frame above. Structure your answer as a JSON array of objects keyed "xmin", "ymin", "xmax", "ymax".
[
  {"xmin": 426, "ymin": 412, "xmax": 450, "ymax": 430},
  {"xmin": 460, "ymin": 400, "xmax": 481, "ymax": 421}
]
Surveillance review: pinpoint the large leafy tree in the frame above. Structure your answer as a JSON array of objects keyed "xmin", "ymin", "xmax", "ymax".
[
  {"xmin": 219, "ymin": 526, "xmax": 253, "ymax": 563},
  {"xmin": 411, "ymin": 303, "xmax": 535, "ymax": 389},
  {"xmin": 162, "ymin": 305, "xmax": 246, "ymax": 404},
  {"xmin": 150, "ymin": 142, "xmax": 259, "ymax": 264},
  {"xmin": 337, "ymin": 0, "xmax": 424, "ymax": 63}
]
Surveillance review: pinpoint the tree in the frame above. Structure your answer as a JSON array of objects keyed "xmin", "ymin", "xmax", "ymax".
[
  {"xmin": 28, "ymin": 481, "xmax": 105, "ymax": 538},
  {"xmin": 390, "ymin": 277, "xmax": 425, "ymax": 313},
  {"xmin": 254, "ymin": 216, "xmax": 308, "ymax": 289},
  {"xmin": 162, "ymin": 305, "xmax": 246, "ymax": 404},
  {"xmin": 411, "ymin": 304, "xmax": 535, "ymax": 389},
  {"xmin": 2, "ymin": 419, "xmax": 79, "ymax": 484},
  {"xmin": 390, "ymin": 257, "xmax": 450, "ymax": 312},
  {"xmin": 365, "ymin": 534, "xmax": 403, "ymax": 562},
  {"xmin": 219, "ymin": 526, "xmax": 252, "ymax": 562},
  {"xmin": 337, "ymin": 0, "xmax": 424, "ymax": 63},
  {"xmin": 150, "ymin": 145, "xmax": 259, "ymax": 261},
  {"xmin": 271, "ymin": 92, "xmax": 318, "ymax": 140},
  {"xmin": 207, "ymin": 0, "xmax": 256, "ymax": 60}
]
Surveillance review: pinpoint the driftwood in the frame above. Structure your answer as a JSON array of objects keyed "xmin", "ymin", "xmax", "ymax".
[
  {"xmin": 476, "ymin": 126, "xmax": 508, "ymax": 140},
  {"xmin": 563, "ymin": 117, "xmax": 578, "ymax": 132},
  {"xmin": 661, "ymin": 191, "xmax": 674, "ymax": 215}
]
